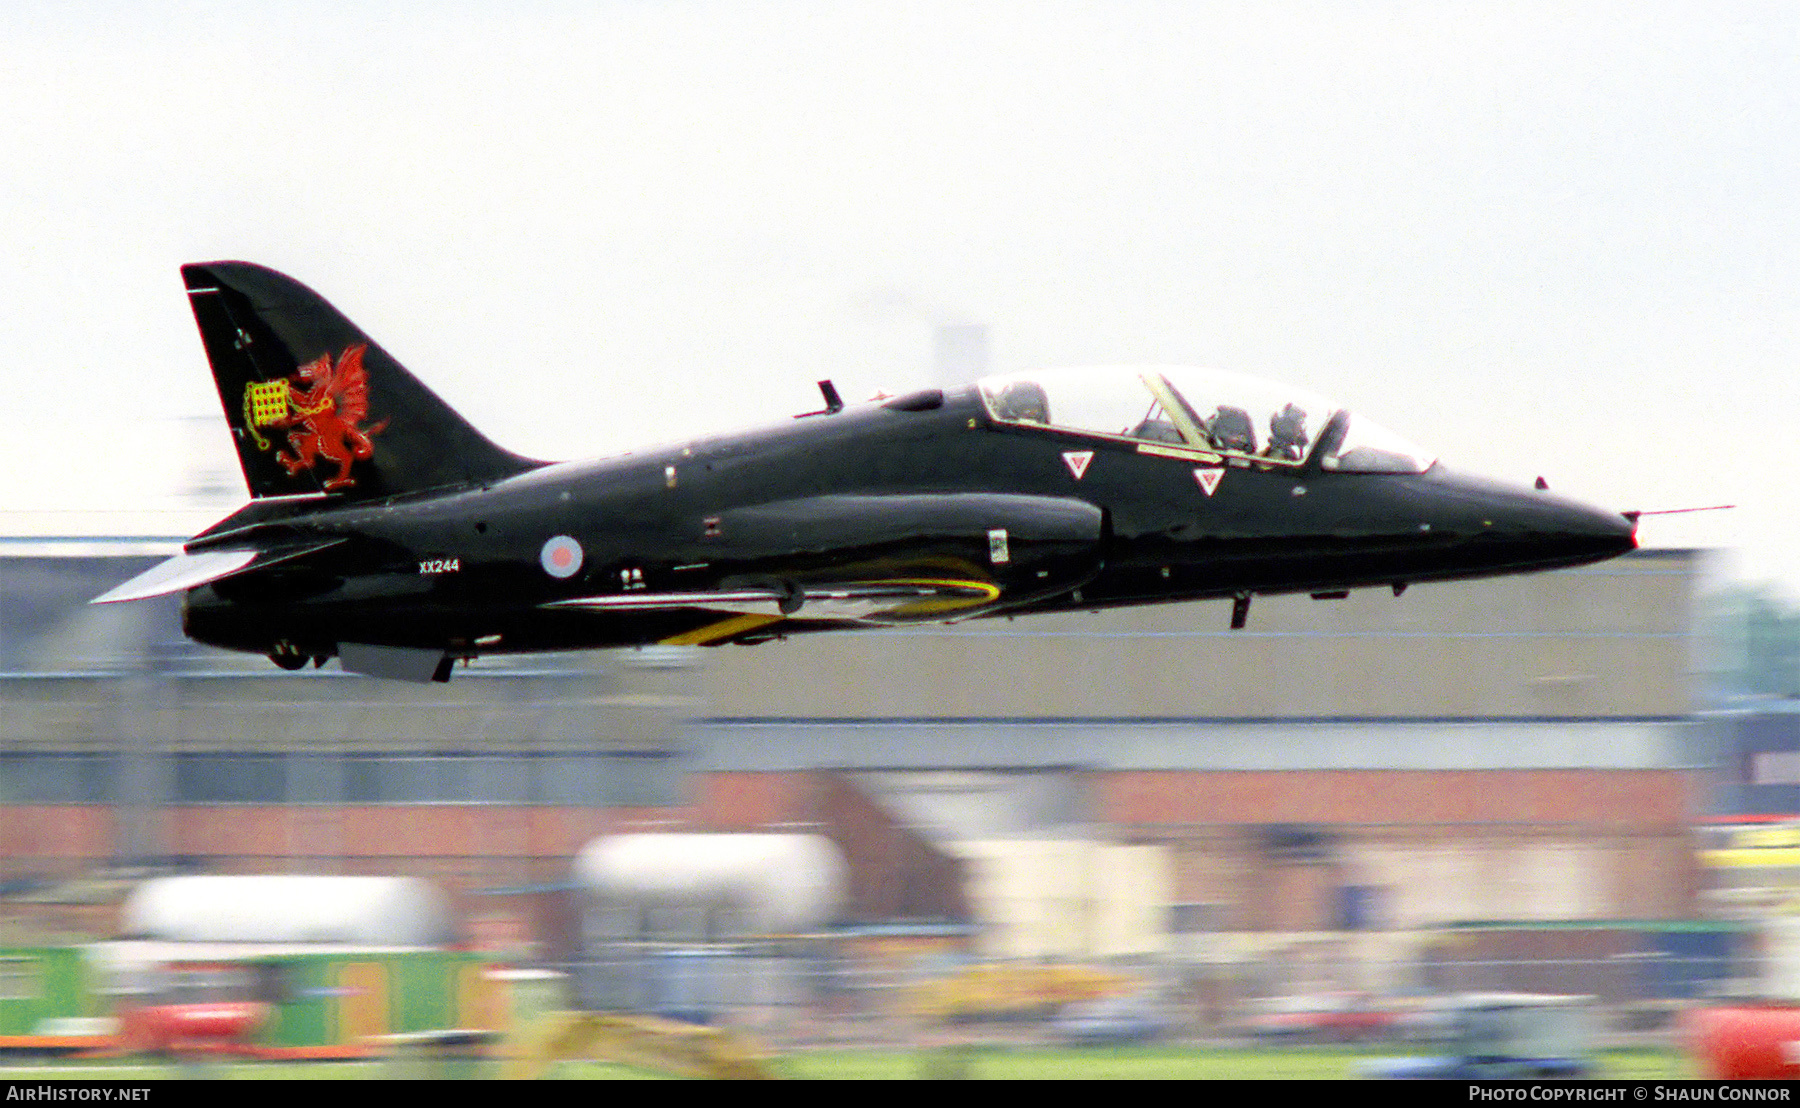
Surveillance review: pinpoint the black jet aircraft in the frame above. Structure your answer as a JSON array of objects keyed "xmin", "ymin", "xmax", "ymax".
[{"xmin": 95, "ymin": 262, "xmax": 1639, "ymax": 682}]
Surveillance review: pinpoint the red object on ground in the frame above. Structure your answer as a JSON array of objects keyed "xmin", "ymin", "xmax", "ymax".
[
  {"xmin": 119, "ymin": 1002, "xmax": 267, "ymax": 1056},
  {"xmin": 1244, "ymin": 993, "xmax": 1404, "ymax": 1041},
  {"xmin": 1687, "ymin": 1005, "xmax": 1800, "ymax": 1079}
]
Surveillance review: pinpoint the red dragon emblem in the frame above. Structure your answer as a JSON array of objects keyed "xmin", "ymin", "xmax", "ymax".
[{"xmin": 241, "ymin": 344, "xmax": 387, "ymax": 491}]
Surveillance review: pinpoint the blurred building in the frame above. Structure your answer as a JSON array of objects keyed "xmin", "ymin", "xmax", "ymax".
[
  {"xmin": 1703, "ymin": 585, "xmax": 1800, "ymax": 699},
  {"xmin": 1674, "ymin": 587, "xmax": 1800, "ymax": 938},
  {"xmin": 1700, "ymin": 704, "xmax": 1800, "ymax": 817},
  {"xmin": 0, "ymin": 540, "xmax": 696, "ymax": 944},
  {"xmin": 689, "ymin": 548, "xmax": 1706, "ymax": 946},
  {"xmin": 1, "ymin": 542, "xmax": 1708, "ymax": 960}
]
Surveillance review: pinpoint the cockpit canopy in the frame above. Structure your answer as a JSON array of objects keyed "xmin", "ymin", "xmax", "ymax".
[{"xmin": 977, "ymin": 366, "xmax": 1435, "ymax": 474}]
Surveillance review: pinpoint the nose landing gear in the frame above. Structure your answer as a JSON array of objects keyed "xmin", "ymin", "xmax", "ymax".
[{"xmin": 267, "ymin": 640, "xmax": 327, "ymax": 671}]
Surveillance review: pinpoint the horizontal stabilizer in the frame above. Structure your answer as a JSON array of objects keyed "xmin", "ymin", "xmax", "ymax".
[{"xmin": 90, "ymin": 540, "xmax": 346, "ymax": 604}]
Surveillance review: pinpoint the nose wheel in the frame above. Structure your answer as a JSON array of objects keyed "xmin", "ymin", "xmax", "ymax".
[{"xmin": 268, "ymin": 640, "xmax": 310, "ymax": 670}]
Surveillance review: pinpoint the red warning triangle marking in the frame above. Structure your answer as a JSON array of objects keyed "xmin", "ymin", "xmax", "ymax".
[
  {"xmin": 1062, "ymin": 451, "xmax": 1094, "ymax": 480},
  {"xmin": 1194, "ymin": 467, "xmax": 1224, "ymax": 496}
]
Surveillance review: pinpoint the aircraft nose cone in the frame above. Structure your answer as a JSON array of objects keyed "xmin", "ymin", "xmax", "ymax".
[
  {"xmin": 1519, "ymin": 486, "xmax": 1639, "ymax": 560},
  {"xmin": 1417, "ymin": 469, "xmax": 1638, "ymax": 574},
  {"xmin": 1582, "ymin": 501, "xmax": 1640, "ymax": 554},
  {"xmin": 1549, "ymin": 501, "xmax": 1639, "ymax": 566}
]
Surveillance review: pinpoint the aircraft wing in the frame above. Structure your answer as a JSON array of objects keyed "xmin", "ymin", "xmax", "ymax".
[{"xmin": 91, "ymin": 540, "xmax": 349, "ymax": 604}]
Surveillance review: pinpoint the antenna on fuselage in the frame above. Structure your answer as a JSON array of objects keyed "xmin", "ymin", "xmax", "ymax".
[{"xmin": 797, "ymin": 380, "xmax": 845, "ymax": 418}]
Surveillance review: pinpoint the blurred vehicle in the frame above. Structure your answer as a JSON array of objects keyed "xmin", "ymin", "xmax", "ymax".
[
  {"xmin": 97, "ymin": 941, "xmax": 500, "ymax": 1060},
  {"xmin": 1688, "ymin": 1005, "xmax": 1800, "ymax": 1080},
  {"xmin": 1688, "ymin": 917, "xmax": 1800, "ymax": 1079},
  {"xmin": 1242, "ymin": 991, "xmax": 1404, "ymax": 1042},
  {"xmin": 1390, "ymin": 995, "xmax": 1459, "ymax": 1043},
  {"xmin": 1051, "ymin": 991, "xmax": 1168, "ymax": 1046},
  {"xmin": 0, "ymin": 939, "xmax": 498, "ymax": 1060},
  {"xmin": 911, "ymin": 963, "xmax": 1134, "ymax": 1024},
  {"xmin": 113, "ymin": 958, "xmax": 267, "ymax": 1058},
  {"xmin": 1359, "ymin": 993, "xmax": 1594, "ymax": 1080}
]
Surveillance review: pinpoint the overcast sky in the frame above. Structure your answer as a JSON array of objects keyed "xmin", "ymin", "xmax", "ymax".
[{"xmin": 2, "ymin": 2, "xmax": 1795, "ymax": 598}]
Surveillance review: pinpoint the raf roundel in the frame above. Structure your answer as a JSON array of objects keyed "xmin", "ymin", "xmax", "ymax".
[{"xmin": 540, "ymin": 535, "xmax": 584, "ymax": 579}]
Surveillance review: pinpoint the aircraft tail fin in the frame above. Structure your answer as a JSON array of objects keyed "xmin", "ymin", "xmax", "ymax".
[{"xmin": 182, "ymin": 261, "xmax": 543, "ymax": 500}]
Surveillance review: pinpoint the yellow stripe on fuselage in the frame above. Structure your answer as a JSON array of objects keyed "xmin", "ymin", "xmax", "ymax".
[
  {"xmin": 876, "ymin": 577, "xmax": 1001, "ymax": 617},
  {"xmin": 659, "ymin": 612, "xmax": 785, "ymax": 646},
  {"xmin": 655, "ymin": 578, "xmax": 1001, "ymax": 643}
]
